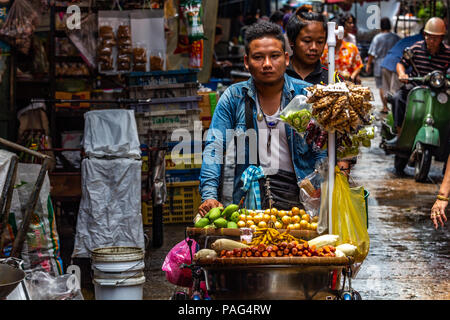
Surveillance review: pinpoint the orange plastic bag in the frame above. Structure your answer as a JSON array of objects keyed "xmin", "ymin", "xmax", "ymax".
[{"xmin": 331, "ymin": 167, "xmax": 369, "ymax": 262}]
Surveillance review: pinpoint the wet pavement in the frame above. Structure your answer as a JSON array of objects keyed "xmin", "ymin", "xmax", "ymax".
[{"xmin": 142, "ymin": 77, "xmax": 449, "ymax": 300}]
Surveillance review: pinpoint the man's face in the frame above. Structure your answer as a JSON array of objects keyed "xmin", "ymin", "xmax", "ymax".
[
  {"xmin": 292, "ymin": 22, "xmax": 326, "ymax": 66},
  {"xmin": 424, "ymin": 32, "xmax": 444, "ymax": 54},
  {"xmin": 244, "ymin": 36, "xmax": 289, "ymax": 86}
]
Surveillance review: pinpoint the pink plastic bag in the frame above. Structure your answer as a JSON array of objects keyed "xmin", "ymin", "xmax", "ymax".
[{"xmin": 162, "ymin": 238, "xmax": 198, "ymax": 287}]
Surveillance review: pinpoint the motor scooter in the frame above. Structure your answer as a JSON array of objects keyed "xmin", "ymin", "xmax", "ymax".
[{"xmin": 380, "ymin": 48, "xmax": 450, "ymax": 182}]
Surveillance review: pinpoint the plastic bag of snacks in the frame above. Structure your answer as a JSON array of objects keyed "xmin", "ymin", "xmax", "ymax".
[
  {"xmin": 0, "ymin": 0, "xmax": 40, "ymax": 54},
  {"xmin": 279, "ymin": 95, "xmax": 312, "ymax": 134},
  {"xmin": 299, "ymin": 159, "xmax": 326, "ymax": 217}
]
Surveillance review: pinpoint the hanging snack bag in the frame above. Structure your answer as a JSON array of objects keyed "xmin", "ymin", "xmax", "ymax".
[
  {"xmin": 117, "ymin": 24, "xmax": 132, "ymax": 71},
  {"xmin": 279, "ymin": 95, "xmax": 312, "ymax": 134},
  {"xmin": 0, "ymin": 0, "xmax": 40, "ymax": 55},
  {"xmin": 133, "ymin": 43, "xmax": 148, "ymax": 72}
]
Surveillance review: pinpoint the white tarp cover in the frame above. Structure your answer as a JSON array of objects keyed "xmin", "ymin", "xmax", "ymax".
[
  {"xmin": 83, "ymin": 109, "xmax": 141, "ymax": 159},
  {"xmin": 72, "ymin": 157, "xmax": 144, "ymax": 258}
]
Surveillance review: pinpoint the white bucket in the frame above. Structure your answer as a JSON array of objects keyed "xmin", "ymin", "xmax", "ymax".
[{"xmin": 91, "ymin": 246, "xmax": 145, "ymax": 300}]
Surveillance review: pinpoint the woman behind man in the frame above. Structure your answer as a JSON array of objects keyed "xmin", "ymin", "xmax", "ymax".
[
  {"xmin": 284, "ymin": 5, "xmax": 352, "ymax": 174},
  {"xmin": 285, "ymin": 5, "xmax": 331, "ymax": 84}
]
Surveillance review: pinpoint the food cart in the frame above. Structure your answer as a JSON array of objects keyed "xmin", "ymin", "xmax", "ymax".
[{"xmin": 170, "ymin": 22, "xmax": 370, "ymax": 301}]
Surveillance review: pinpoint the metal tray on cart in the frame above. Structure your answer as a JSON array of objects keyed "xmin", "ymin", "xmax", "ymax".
[{"xmin": 196, "ymin": 256, "xmax": 354, "ymax": 300}]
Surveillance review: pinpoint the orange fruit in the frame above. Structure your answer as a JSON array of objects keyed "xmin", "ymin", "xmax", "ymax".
[
  {"xmin": 248, "ymin": 210, "xmax": 256, "ymax": 217},
  {"xmin": 300, "ymin": 220, "xmax": 308, "ymax": 229},
  {"xmin": 301, "ymin": 214, "xmax": 310, "ymax": 223},
  {"xmin": 278, "ymin": 210, "xmax": 286, "ymax": 218},
  {"xmin": 258, "ymin": 221, "xmax": 267, "ymax": 228},
  {"xmin": 291, "ymin": 207, "xmax": 300, "ymax": 215},
  {"xmin": 264, "ymin": 208, "xmax": 271, "ymax": 215},
  {"xmin": 239, "ymin": 214, "xmax": 247, "ymax": 221},
  {"xmin": 270, "ymin": 215, "xmax": 277, "ymax": 222},
  {"xmin": 306, "ymin": 223, "xmax": 311, "ymax": 230},
  {"xmin": 293, "ymin": 223, "xmax": 301, "ymax": 230},
  {"xmin": 246, "ymin": 220, "xmax": 255, "ymax": 227},
  {"xmin": 292, "ymin": 215, "xmax": 301, "ymax": 224},
  {"xmin": 310, "ymin": 222, "xmax": 318, "ymax": 231},
  {"xmin": 250, "ymin": 224, "xmax": 257, "ymax": 231},
  {"xmin": 270, "ymin": 208, "xmax": 278, "ymax": 216},
  {"xmin": 299, "ymin": 209, "xmax": 306, "ymax": 216},
  {"xmin": 263, "ymin": 214, "xmax": 271, "ymax": 222},
  {"xmin": 274, "ymin": 221, "xmax": 283, "ymax": 229},
  {"xmin": 282, "ymin": 215, "xmax": 291, "ymax": 225},
  {"xmin": 312, "ymin": 215, "xmax": 319, "ymax": 223},
  {"xmin": 287, "ymin": 224, "xmax": 295, "ymax": 231},
  {"xmin": 237, "ymin": 220, "xmax": 246, "ymax": 228}
]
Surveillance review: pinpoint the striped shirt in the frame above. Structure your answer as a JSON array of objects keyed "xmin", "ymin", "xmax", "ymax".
[{"xmin": 399, "ymin": 40, "xmax": 450, "ymax": 78}]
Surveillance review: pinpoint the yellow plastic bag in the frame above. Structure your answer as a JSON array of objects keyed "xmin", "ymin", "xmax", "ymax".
[{"xmin": 331, "ymin": 167, "xmax": 369, "ymax": 262}]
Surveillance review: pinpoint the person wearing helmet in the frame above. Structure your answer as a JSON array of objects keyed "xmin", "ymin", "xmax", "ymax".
[{"xmin": 386, "ymin": 17, "xmax": 450, "ymax": 148}]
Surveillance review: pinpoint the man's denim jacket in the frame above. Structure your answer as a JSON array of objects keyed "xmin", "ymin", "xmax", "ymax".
[{"xmin": 199, "ymin": 74, "xmax": 327, "ymax": 204}]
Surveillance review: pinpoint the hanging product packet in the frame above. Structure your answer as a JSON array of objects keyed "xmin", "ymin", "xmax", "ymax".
[
  {"xmin": 279, "ymin": 95, "xmax": 312, "ymax": 135},
  {"xmin": 130, "ymin": 9, "xmax": 166, "ymax": 71},
  {"xmin": 180, "ymin": 0, "xmax": 205, "ymax": 42}
]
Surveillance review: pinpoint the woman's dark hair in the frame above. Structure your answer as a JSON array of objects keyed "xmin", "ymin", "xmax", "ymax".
[
  {"xmin": 338, "ymin": 12, "xmax": 356, "ymax": 27},
  {"xmin": 380, "ymin": 17, "xmax": 391, "ymax": 31},
  {"xmin": 270, "ymin": 10, "xmax": 285, "ymax": 24},
  {"xmin": 244, "ymin": 21, "xmax": 286, "ymax": 54},
  {"xmin": 285, "ymin": 5, "xmax": 327, "ymax": 44}
]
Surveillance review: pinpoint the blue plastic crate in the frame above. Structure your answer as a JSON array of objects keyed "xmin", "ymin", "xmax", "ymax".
[
  {"xmin": 126, "ymin": 69, "xmax": 198, "ymax": 87},
  {"xmin": 130, "ymin": 96, "xmax": 202, "ymax": 113}
]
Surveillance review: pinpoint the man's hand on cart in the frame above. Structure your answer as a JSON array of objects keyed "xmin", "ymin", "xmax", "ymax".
[{"xmin": 198, "ymin": 199, "xmax": 223, "ymax": 217}]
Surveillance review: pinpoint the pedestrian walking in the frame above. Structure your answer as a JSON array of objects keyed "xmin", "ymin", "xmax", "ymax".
[{"xmin": 366, "ymin": 17, "xmax": 401, "ymax": 113}]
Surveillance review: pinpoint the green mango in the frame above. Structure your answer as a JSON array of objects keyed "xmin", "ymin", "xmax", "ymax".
[
  {"xmin": 204, "ymin": 223, "xmax": 216, "ymax": 229},
  {"xmin": 221, "ymin": 204, "xmax": 239, "ymax": 219},
  {"xmin": 208, "ymin": 207, "xmax": 222, "ymax": 221},
  {"xmin": 213, "ymin": 217, "xmax": 228, "ymax": 228},
  {"xmin": 227, "ymin": 221, "xmax": 238, "ymax": 229},
  {"xmin": 194, "ymin": 217, "xmax": 210, "ymax": 228},
  {"xmin": 230, "ymin": 211, "xmax": 240, "ymax": 223}
]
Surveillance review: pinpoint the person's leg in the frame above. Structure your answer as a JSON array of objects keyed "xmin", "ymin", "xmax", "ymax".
[{"xmin": 375, "ymin": 76, "xmax": 387, "ymax": 112}]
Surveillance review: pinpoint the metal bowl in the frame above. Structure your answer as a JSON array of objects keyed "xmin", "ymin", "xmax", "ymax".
[
  {"xmin": 204, "ymin": 264, "xmax": 344, "ymax": 300},
  {"xmin": 0, "ymin": 264, "xmax": 26, "ymax": 299}
]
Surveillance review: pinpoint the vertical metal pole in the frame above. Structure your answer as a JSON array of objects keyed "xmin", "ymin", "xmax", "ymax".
[{"xmin": 327, "ymin": 22, "xmax": 337, "ymax": 235}]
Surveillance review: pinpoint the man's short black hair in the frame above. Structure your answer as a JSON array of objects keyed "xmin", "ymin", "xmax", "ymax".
[
  {"xmin": 244, "ymin": 21, "xmax": 286, "ymax": 54},
  {"xmin": 380, "ymin": 17, "xmax": 391, "ymax": 31}
]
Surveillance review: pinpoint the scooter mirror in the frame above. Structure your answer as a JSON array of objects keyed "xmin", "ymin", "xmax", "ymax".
[{"xmin": 403, "ymin": 47, "xmax": 414, "ymax": 60}]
